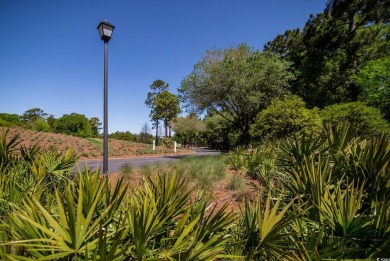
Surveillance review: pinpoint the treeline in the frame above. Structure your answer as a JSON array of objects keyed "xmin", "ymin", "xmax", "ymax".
[
  {"xmin": 0, "ymin": 108, "xmax": 101, "ymax": 138},
  {"xmin": 173, "ymin": 0, "xmax": 390, "ymax": 149},
  {"xmin": 108, "ymin": 130, "xmax": 153, "ymax": 144}
]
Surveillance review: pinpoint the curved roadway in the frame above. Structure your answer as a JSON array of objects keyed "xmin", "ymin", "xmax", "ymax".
[{"xmin": 76, "ymin": 147, "xmax": 222, "ymax": 174}]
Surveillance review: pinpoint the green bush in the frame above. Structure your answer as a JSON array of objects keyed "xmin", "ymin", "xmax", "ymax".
[
  {"xmin": 0, "ymin": 113, "xmax": 24, "ymax": 128},
  {"xmin": 108, "ymin": 131, "xmax": 137, "ymax": 141},
  {"xmin": 31, "ymin": 117, "xmax": 50, "ymax": 132},
  {"xmin": 355, "ymin": 57, "xmax": 390, "ymax": 121},
  {"xmin": 320, "ymin": 101, "xmax": 390, "ymax": 137},
  {"xmin": 251, "ymin": 95, "xmax": 322, "ymax": 141},
  {"xmin": 54, "ymin": 113, "xmax": 94, "ymax": 138},
  {"xmin": 160, "ymin": 137, "xmax": 173, "ymax": 148},
  {"xmin": 137, "ymin": 132, "xmax": 154, "ymax": 144}
]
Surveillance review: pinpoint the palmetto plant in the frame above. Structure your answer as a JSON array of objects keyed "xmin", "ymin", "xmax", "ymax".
[
  {"xmin": 1, "ymin": 126, "xmax": 389, "ymax": 260},
  {"xmin": 277, "ymin": 123, "xmax": 390, "ymax": 259},
  {"xmin": 0, "ymin": 128, "xmax": 21, "ymax": 171},
  {"xmin": 0, "ymin": 129, "xmax": 80, "ymax": 225},
  {"xmin": 2, "ymin": 171, "xmax": 128, "ymax": 260},
  {"xmin": 227, "ymin": 146, "xmax": 279, "ymax": 191},
  {"xmin": 121, "ymin": 171, "xmax": 237, "ymax": 260},
  {"xmin": 237, "ymin": 192, "xmax": 301, "ymax": 260}
]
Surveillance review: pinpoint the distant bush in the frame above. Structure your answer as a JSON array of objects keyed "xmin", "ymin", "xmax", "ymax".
[
  {"xmin": 108, "ymin": 131, "xmax": 154, "ymax": 144},
  {"xmin": 0, "ymin": 113, "xmax": 25, "ymax": 128},
  {"xmin": 137, "ymin": 132, "xmax": 154, "ymax": 144},
  {"xmin": 32, "ymin": 117, "xmax": 50, "ymax": 132},
  {"xmin": 320, "ymin": 101, "xmax": 390, "ymax": 137},
  {"xmin": 109, "ymin": 131, "xmax": 137, "ymax": 141},
  {"xmin": 160, "ymin": 137, "xmax": 173, "ymax": 148},
  {"xmin": 53, "ymin": 113, "xmax": 93, "ymax": 138},
  {"xmin": 251, "ymin": 95, "xmax": 322, "ymax": 141}
]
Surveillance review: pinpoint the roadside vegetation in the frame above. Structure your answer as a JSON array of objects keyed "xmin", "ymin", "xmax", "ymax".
[
  {"xmin": 1, "ymin": 122, "xmax": 389, "ymax": 260},
  {"xmin": 0, "ymin": 127, "xmax": 189, "ymax": 159}
]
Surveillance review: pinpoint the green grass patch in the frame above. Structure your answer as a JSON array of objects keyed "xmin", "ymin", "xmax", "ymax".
[
  {"xmin": 169, "ymin": 155, "xmax": 226, "ymax": 189},
  {"xmin": 85, "ymin": 138, "xmax": 103, "ymax": 149},
  {"xmin": 137, "ymin": 155, "xmax": 227, "ymax": 189},
  {"xmin": 119, "ymin": 163, "xmax": 133, "ymax": 175}
]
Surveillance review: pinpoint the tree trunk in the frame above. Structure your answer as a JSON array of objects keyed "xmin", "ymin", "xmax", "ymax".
[
  {"xmin": 164, "ymin": 120, "xmax": 168, "ymax": 138},
  {"xmin": 155, "ymin": 120, "xmax": 159, "ymax": 146},
  {"xmin": 238, "ymin": 122, "xmax": 251, "ymax": 147}
]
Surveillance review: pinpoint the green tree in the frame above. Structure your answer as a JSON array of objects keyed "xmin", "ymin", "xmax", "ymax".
[
  {"xmin": 21, "ymin": 108, "xmax": 50, "ymax": 130},
  {"xmin": 137, "ymin": 123, "xmax": 154, "ymax": 144},
  {"xmin": 179, "ymin": 44, "xmax": 293, "ymax": 145},
  {"xmin": 108, "ymin": 131, "xmax": 136, "ymax": 141},
  {"xmin": 355, "ymin": 57, "xmax": 390, "ymax": 121},
  {"xmin": 53, "ymin": 113, "xmax": 93, "ymax": 138},
  {"xmin": 265, "ymin": 0, "xmax": 390, "ymax": 108},
  {"xmin": 22, "ymin": 108, "xmax": 48, "ymax": 122},
  {"xmin": 89, "ymin": 117, "xmax": 102, "ymax": 137},
  {"xmin": 145, "ymin": 80, "xmax": 169, "ymax": 145},
  {"xmin": 153, "ymin": 91, "xmax": 181, "ymax": 138},
  {"xmin": 171, "ymin": 114, "xmax": 205, "ymax": 148},
  {"xmin": 32, "ymin": 117, "xmax": 50, "ymax": 132},
  {"xmin": 203, "ymin": 112, "xmax": 237, "ymax": 150},
  {"xmin": 0, "ymin": 113, "xmax": 24, "ymax": 128},
  {"xmin": 46, "ymin": 114, "xmax": 56, "ymax": 131}
]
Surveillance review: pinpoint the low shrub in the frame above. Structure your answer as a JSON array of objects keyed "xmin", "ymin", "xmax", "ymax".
[
  {"xmin": 251, "ymin": 95, "xmax": 322, "ymax": 142},
  {"xmin": 320, "ymin": 101, "xmax": 390, "ymax": 137}
]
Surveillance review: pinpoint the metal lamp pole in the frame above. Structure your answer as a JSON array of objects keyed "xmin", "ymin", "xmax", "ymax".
[{"xmin": 97, "ymin": 20, "xmax": 115, "ymax": 174}]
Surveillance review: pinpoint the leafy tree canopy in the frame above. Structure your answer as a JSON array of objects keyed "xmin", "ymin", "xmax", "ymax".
[
  {"xmin": 0, "ymin": 113, "xmax": 23, "ymax": 128},
  {"xmin": 22, "ymin": 108, "xmax": 48, "ymax": 122},
  {"xmin": 53, "ymin": 113, "xmax": 94, "ymax": 138},
  {"xmin": 153, "ymin": 91, "xmax": 181, "ymax": 137},
  {"xmin": 172, "ymin": 114, "xmax": 205, "ymax": 147},
  {"xmin": 89, "ymin": 117, "xmax": 102, "ymax": 137},
  {"xmin": 265, "ymin": 0, "xmax": 389, "ymax": 108},
  {"xmin": 145, "ymin": 79, "xmax": 170, "ymax": 144},
  {"xmin": 179, "ymin": 43, "xmax": 294, "ymax": 145},
  {"xmin": 203, "ymin": 112, "xmax": 237, "ymax": 150},
  {"xmin": 355, "ymin": 57, "xmax": 390, "ymax": 121}
]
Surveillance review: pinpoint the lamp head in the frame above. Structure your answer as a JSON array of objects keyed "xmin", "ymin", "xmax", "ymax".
[{"xmin": 97, "ymin": 20, "xmax": 115, "ymax": 42}]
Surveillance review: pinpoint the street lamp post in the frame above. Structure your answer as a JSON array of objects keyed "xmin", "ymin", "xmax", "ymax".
[{"xmin": 97, "ymin": 20, "xmax": 115, "ymax": 174}]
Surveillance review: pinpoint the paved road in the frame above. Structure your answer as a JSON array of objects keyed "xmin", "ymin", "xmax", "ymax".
[{"xmin": 76, "ymin": 147, "xmax": 223, "ymax": 174}]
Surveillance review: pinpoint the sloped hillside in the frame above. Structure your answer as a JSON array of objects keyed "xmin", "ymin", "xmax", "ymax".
[{"xmin": 1, "ymin": 127, "xmax": 192, "ymax": 159}]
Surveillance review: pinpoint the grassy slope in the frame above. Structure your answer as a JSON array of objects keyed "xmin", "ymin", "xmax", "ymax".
[{"xmin": 1, "ymin": 127, "xmax": 192, "ymax": 159}]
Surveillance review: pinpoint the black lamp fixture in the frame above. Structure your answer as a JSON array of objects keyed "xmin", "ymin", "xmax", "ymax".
[{"xmin": 97, "ymin": 20, "xmax": 115, "ymax": 42}]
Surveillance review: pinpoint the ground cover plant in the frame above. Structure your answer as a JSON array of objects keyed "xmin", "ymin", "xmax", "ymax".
[{"xmin": 0, "ymin": 125, "xmax": 389, "ymax": 260}]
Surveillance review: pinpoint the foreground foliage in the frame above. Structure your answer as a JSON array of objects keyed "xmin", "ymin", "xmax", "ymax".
[
  {"xmin": 228, "ymin": 124, "xmax": 390, "ymax": 260},
  {"xmin": 1, "ymin": 126, "xmax": 389, "ymax": 260}
]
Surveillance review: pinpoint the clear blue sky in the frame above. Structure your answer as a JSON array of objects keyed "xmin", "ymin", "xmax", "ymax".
[{"xmin": 1, "ymin": 0, "xmax": 327, "ymax": 134}]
